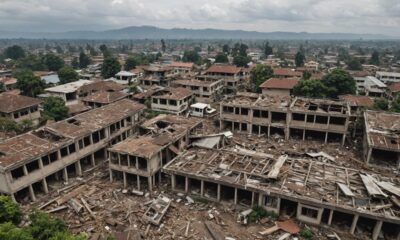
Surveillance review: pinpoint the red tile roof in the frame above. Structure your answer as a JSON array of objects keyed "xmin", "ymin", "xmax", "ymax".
[
  {"xmin": 206, "ymin": 65, "xmax": 242, "ymax": 75},
  {"xmin": 260, "ymin": 78, "xmax": 300, "ymax": 90},
  {"xmin": 274, "ymin": 68, "xmax": 302, "ymax": 78},
  {"xmin": 0, "ymin": 93, "xmax": 42, "ymax": 113},
  {"xmin": 169, "ymin": 62, "xmax": 194, "ymax": 68},
  {"xmin": 81, "ymin": 91, "xmax": 129, "ymax": 104},
  {"xmin": 388, "ymin": 82, "xmax": 400, "ymax": 93}
]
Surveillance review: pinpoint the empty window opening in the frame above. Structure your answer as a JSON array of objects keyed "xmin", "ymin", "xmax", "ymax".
[
  {"xmin": 271, "ymin": 112, "xmax": 286, "ymax": 123},
  {"xmin": 83, "ymin": 136, "xmax": 91, "ymax": 147},
  {"xmin": 126, "ymin": 173, "xmax": 138, "ymax": 187},
  {"xmin": 241, "ymin": 108, "xmax": 249, "ymax": 115},
  {"xmin": 11, "ymin": 167, "xmax": 25, "ymax": 180},
  {"xmin": 370, "ymin": 149, "xmax": 398, "ymax": 168},
  {"xmin": 233, "ymin": 122, "xmax": 240, "ymax": 131},
  {"xmin": 120, "ymin": 154, "xmax": 128, "ymax": 166},
  {"xmin": 138, "ymin": 157, "xmax": 148, "ymax": 171},
  {"xmin": 308, "ymin": 104, "xmax": 318, "ymax": 111},
  {"xmin": 289, "ymin": 128, "xmax": 303, "ymax": 140},
  {"xmin": 260, "ymin": 126, "xmax": 268, "ymax": 135},
  {"xmin": 66, "ymin": 163, "xmax": 77, "ymax": 178},
  {"xmin": 280, "ymin": 198, "xmax": 298, "ymax": 217},
  {"xmin": 175, "ymin": 175, "xmax": 186, "ymax": 191},
  {"xmin": 331, "ymin": 211, "xmax": 353, "ymax": 231},
  {"xmin": 292, "ymin": 113, "xmax": 306, "ymax": 121},
  {"xmin": 68, "ymin": 144, "xmax": 76, "ymax": 154},
  {"xmin": 315, "ymin": 115, "xmax": 328, "ymax": 124},
  {"xmin": 263, "ymin": 195, "xmax": 278, "ymax": 208},
  {"xmin": 301, "ymin": 206, "xmax": 319, "ymax": 219},
  {"xmin": 94, "ymin": 149, "xmax": 106, "ymax": 165},
  {"xmin": 320, "ymin": 208, "xmax": 331, "ymax": 225},
  {"xmin": 203, "ymin": 181, "xmax": 218, "ymax": 199},
  {"xmin": 60, "ymin": 147, "xmax": 69, "ymax": 158},
  {"xmin": 330, "ymin": 117, "xmax": 346, "ymax": 125},
  {"xmin": 237, "ymin": 189, "xmax": 253, "ymax": 207},
  {"xmin": 235, "ymin": 108, "xmax": 240, "ymax": 115},
  {"xmin": 223, "ymin": 106, "xmax": 234, "ymax": 113},
  {"xmin": 381, "ymin": 222, "xmax": 400, "ymax": 240},
  {"xmin": 14, "ymin": 187, "xmax": 30, "ymax": 203},
  {"xmin": 220, "ymin": 185, "xmax": 235, "ymax": 203},
  {"xmin": 305, "ymin": 130, "xmax": 326, "ymax": 142},
  {"xmin": 241, "ymin": 123, "xmax": 248, "ymax": 132},
  {"xmin": 49, "ymin": 152, "xmax": 58, "ymax": 163},
  {"xmin": 189, "ymin": 178, "xmax": 201, "ymax": 195},
  {"xmin": 306, "ymin": 115, "xmax": 314, "ymax": 123},
  {"xmin": 80, "ymin": 155, "xmax": 92, "ymax": 171},
  {"xmin": 252, "ymin": 125, "xmax": 260, "ymax": 134},
  {"xmin": 327, "ymin": 133, "xmax": 343, "ymax": 143},
  {"xmin": 356, "ymin": 217, "xmax": 376, "ymax": 237},
  {"xmin": 26, "ymin": 160, "xmax": 40, "ymax": 173},
  {"xmin": 270, "ymin": 127, "xmax": 285, "ymax": 137},
  {"xmin": 111, "ymin": 170, "xmax": 123, "ymax": 182},
  {"xmin": 92, "ymin": 131, "xmax": 100, "ymax": 143}
]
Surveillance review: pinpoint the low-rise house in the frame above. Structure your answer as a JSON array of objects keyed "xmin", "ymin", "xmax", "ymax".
[
  {"xmin": 386, "ymin": 82, "xmax": 400, "ymax": 100},
  {"xmin": 363, "ymin": 76, "xmax": 387, "ymax": 98},
  {"xmin": 108, "ymin": 114, "xmax": 202, "ymax": 191},
  {"xmin": 0, "ymin": 93, "xmax": 42, "ymax": 126},
  {"xmin": 115, "ymin": 71, "xmax": 136, "ymax": 85},
  {"xmin": 376, "ymin": 71, "xmax": 400, "ymax": 84},
  {"xmin": 173, "ymin": 79, "xmax": 223, "ymax": 103},
  {"xmin": 151, "ymin": 87, "xmax": 193, "ymax": 115},
  {"xmin": 43, "ymin": 80, "xmax": 93, "ymax": 105},
  {"xmin": 205, "ymin": 65, "xmax": 247, "ymax": 92},
  {"xmin": 0, "ymin": 77, "xmax": 17, "ymax": 91},
  {"xmin": 169, "ymin": 62, "xmax": 194, "ymax": 74},
  {"xmin": 259, "ymin": 78, "xmax": 299, "ymax": 96},
  {"xmin": 139, "ymin": 65, "xmax": 173, "ymax": 87},
  {"xmin": 273, "ymin": 68, "xmax": 303, "ymax": 79},
  {"xmin": 81, "ymin": 91, "xmax": 129, "ymax": 108}
]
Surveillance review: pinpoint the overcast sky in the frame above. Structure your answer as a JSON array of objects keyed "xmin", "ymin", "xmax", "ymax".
[{"xmin": 0, "ymin": 0, "xmax": 399, "ymax": 36}]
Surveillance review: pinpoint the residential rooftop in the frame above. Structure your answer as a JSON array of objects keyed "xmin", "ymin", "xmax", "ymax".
[
  {"xmin": 364, "ymin": 111, "xmax": 400, "ymax": 151},
  {"xmin": 259, "ymin": 78, "xmax": 300, "ymax": 89},
  {"xmin": 0, "ymin": 93, "xmax": 42, "ymax": 113},
  {"xmin": 45, "ymin": 80, "xmax": 93, "ymax": 93}
]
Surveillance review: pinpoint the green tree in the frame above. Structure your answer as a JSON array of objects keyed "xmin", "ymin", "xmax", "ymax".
[
  {"xmin": 71, "ymin": 57, "xmax": 79, "ymax": 69},
  {"xmin": 0, "ymin": 196, "xmax": 23, "ymax": 224},
  {"xmin": 250, "ymin": 64, "xmax": 273, "ymax": 92},
  {"xmin": 79, "ymin": 52, "xmax": 91, "ymax": 69},
  {"xmin": 295, "ymin": 51, "xmax": 305, "ymax": 67},
  {"xmin": 48, "ymin": 231, "xmax": 87, "ymax": 240},
  {"xmin": 370, "ymin": 50, "xmax": 380, "ymax": 65},
  {"xmin": 215, "ymin": 53, "xmax": 229, "ymax": 63},
  {"xmin": 390, "ymin": 98, "xmax": 400, "ymax": 112},
  {"xmin": 43, "ymin": 54, "xmax": 64, "ymax": 71},
  {"xmin": 43, "ymin": 96, "xmax": 69, "ymax": 121},
  {"xmin": 0, "ymin": 222, "xmax": 33, "ymax": 240},
  {"xmin": 222, "ymin": 44, "xmax": 230, "ymax": 54},
  {"xmin": 58, "ymin": 66, "xmax": 79, "ymax": 84},
  {"xmin": 28, "ymin": 211, "xmax": 68, "ymax": 240},
  {"xmin": 55, "ymin": 46, "xmax": 63, "ymax": 54},
  {"xmin": 372, "ymin": 98, "xmax": 389, "ymax": 111},
  {"xmin": 302, "ymin": 71, "xmax": 312, "ymax": 80},
  {"xmin": 101, "ymin": 57, "xmax": 121, "ymax": 78},
  {"xmin": 321, "ymin": 69, "xmax": 356, "ymax": 98},
  {"xmin": 232, "ymin": 43, "xmax": 248, "ymax": 57},
  {"xmin": 99, "ymin": 44, "xmax": 111, "ymax": 58},
  {"xmin": 0, "ymin": 82, "xmax": 4, "ymax": 92},
  {"xmin": 264, "ymin": 41, "xmax": 273, "ymax": 57},
  {"xmin": 16, "ymin": 70, "xmax": 46, "ymax": 97},
  {"xmin": 293, "ymin": 80, "xmax": 333, "ymax": 98},
  {"xmin": 182, "ymin": 50, "xmax": 201, "ymax": 64},
  {"xmin": 124, "ymin": 57, "xmax": 137, "ymax": 70},
  {"xmin": 18, "ymin": 119, "xmax": 33, "ymax": 133},
  {"xmin": 347, "ymin": 58, "xmax": 363, "ymax": 70},
  {"xmin": 161, "ymin": 39, "xmax": 166, "ymax": 52},
  {"xmin": 0, "ymin": 117, "xmax": 21, "ymax": 133},
  {"xmin": 233, "ymin": 55, "xmax": 250, "ymax": 67},
  {"xmin": 4, "ymin": 45, "xmax": 25, "ymax": 60},
  {"xmin": 17, "ymin": 55, "xmax": 47, "ymax": 71}
]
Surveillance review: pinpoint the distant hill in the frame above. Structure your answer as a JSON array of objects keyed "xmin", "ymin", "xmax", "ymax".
[{"xmin": 0, "ymin": 25, "xmax": 395, "ymax": 40}]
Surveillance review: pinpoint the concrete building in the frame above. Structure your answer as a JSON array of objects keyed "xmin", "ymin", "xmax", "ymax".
[
  {"xmin": 151, "ymin": 87, "xmax": 193, "ymax": 115},
  {"xmin": 139, "ymin": 65, "xmax": 173, "ymax": 87},
  {"xmin": 386, "ymin": 82, "xmax": 400, "ymax": 100},
  {"xmin": 0, "ymin": 77, "xmax": 17, "ymax": 91},
  {"xmin": 0, "ymin": 99, "xmax": 145, "ymax": 201},
  {"xmin": 205, "ymin": 65, "xmax": 247, "ymax": 92},
  {"xmin": 81, "ymin": 91, "xmax": 129, "ymax": 108},
  {"xmin": 360, "ymin": 76, "xmax": 387, "ymax": 98},
  {"xmin": 363, "ymin": 111, "xmax": 400, "ymax": 169},
  {"xmin": 220, "ymin": 94, "xmax": 351, "ymax": 145},
  {"xmin": 163, "ymin": 147, "xmax": 400, "ymax": 240},
  {"xmin": 376, "ymin": 71, "xmax": 400, "ymax": 84},
  {"xmin": 0, "ymin": 93, "xmax": 42, "ymax": 126},
  {"xmin": 259, "ymin": 78, "xmax": 299, "ymax": 96},
  {"xmin": 173, "ymin": 79, "xmax": 223, "ymax": 103},
  {"xmin": 108, "ymin": 114, "xmax": 202, "ymax": 191},
  {"xmin": 169, "ymin": 62, "xmax": 194, "ymax": 74},
  {"xmin": 273, "ymin": 68, "xmax": 303, "ymax": 79},
  {"xmin": 44, "ymin": 80, "xmax": 93, "ymax": 105},
  {"xmin": 115, "ymin": 71, "xmax": 136, "ymax": 84}
]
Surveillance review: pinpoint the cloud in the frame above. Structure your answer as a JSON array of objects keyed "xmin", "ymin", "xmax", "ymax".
[{"xmin": 0, "ymin": 0, "xmax": 399, "ymax": 36}]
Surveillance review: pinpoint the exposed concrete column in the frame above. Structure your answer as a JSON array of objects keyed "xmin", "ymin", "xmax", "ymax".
[
  {"xmin": 38, "ymin": 159, "xmax": 44, "ymax": 169},
  {"xmin": 372, "ymin": 220, "xmax": 383, "ymax": 240},
  {"xmin": 137, "ymin": 175, "xmax": 140, "ymax": 190},
  {"xmin": 184, "ymin": 177, "xmax": 189, "ymax": 193},
  {"xmin": 258, "ymin": 194, "xmax": 263, "ymax": 206},
  {"xmin": 350, "ymin": 214, "xmax": 359, "ymax": 234},
  {"xmin": 324, "ymin": 132, "xmax": 328, "ymax": 144},
  {"xmin": 62, "ymin": 168, "xmax": 68, "ymax": 182},
  {"xmin": 91, "ymin": 154, "xmax": 95, "ymax": 167},
  {"xmin": 148, "ymin": 176, "xmax": 152, "ymax": 191},
  {"xmin": 251, "ymin": 192, "xmax": 255, "ymax": 206},
  {"xmin": 28, "ymin": 184, "xmax": 36, "ymax": 201},
  {"xmin": 42, "ymin": 178, "xmax": 48, "ymax": 194},
  {"xmin": 75, "ymin": 161, "xmax": 82, "ymax": 176},
  {"xmin": 200, "ymin": 180, "xmax": 204, "ymax": 196},
  {"xmin": 123, "ymin": 172, "xmax": 127, "ymax": 188},
  {"xmin": 217, "ymin": 184, "xmax": 221, "ymax": 202},
  {"xmin": 328, "ymin": 209, "xmax": 334, "ymax": 226},
  {"xmin": 302, "ymin": 129, "xmax": 306, "ymax": 140},
  {"xmin": 366, "ymin": 148, "xmax": 372, "ymax": 164},
  {"xmin": 57, "ymin": 150, "xmax": 61, "ymax": 161},
  {"xmin": 267, "ymin": 126, "xmax": 271, "ymax": 138},
  {"xmin": 341, "ymin": 134, "xmax": 346, "ymax": 146},
  {"xmin": 397, "ymin": 153, "xmax": 400, "ymax": 170},
  {"xmin": 171, "ymin": 174, "xmax": 176, "ymax": 191},
  {"xmin": 23, "ymin": 165, "xmax": 28, "ymax": 176},
  {"xmin": 109, "ymin": 169, "xmax": 113, "ymax": 182},
  {"xmin": 234, "ymin": 188, "xmax": 238, "ymax": 205}
]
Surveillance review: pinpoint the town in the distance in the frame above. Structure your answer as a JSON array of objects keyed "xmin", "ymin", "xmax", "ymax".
[{"xmin": 0, "ymin": 35, "xmax": 400, "ymax": 240}]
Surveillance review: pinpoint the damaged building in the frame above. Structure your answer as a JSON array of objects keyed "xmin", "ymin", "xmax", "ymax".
[
  {"xmin": 163, "ymin": 147, "xmax": 400, "ymax": 240},
  {"xmin": 363, "ymin": 111, "xmax": 400, "ymax": 169},
  {"xmin": 220, "ymin": 94, "xmax": 351, "ymax": 145},
  {"xmin": 0, "ymin": 99, "xmax": 145, "ymax": 201},
  {"xmin": 108, "ymin": 114, "xmax": 202, "ymax": 191}
]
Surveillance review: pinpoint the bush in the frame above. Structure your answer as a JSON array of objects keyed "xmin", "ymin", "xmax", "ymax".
[
  {"xmin": 0, "ymin": 196, "xmax": 23, "ymax": 224},
  {"xmin": 0, "ymin": 222, "xmax": 33, "ymax": 240},
  {"xmin": 300, "ymin": 227, "xmax": 313, "ymax": 240},
  {"xmin": 28, "ymin": 211, "xmax": 68, "ymax": 240},
  {"xmin": 247, "ymin": 206, "xmax": 278, "ymax": 223}
]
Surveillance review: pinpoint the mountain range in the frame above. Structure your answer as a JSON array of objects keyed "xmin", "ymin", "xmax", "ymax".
[{"xmin": 0, "ymin": 26, "xmax": 395, "ymax": 40}]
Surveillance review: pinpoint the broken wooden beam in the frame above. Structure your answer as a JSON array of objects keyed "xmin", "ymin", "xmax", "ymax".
[
  {"xmin": 80, "ymin": 197, "xmax": 96, "ymax": 220},
  {"xmin": 204, "ymin": 221, "xmax": 225, "ymax": 240}
]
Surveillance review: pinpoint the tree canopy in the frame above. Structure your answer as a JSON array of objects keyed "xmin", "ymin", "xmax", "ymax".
[
  {"xmin": 182, "ymin": 50, "xmax": 201, "ymax": 64},
  {"xmin": 214, "ymin": 53, "xmax": 229, "ymax": 63},
  {"xmin": 293, "ymin": 80, "xmax": 333, "ymax": 98},
  {"xmin": 295, "ymin": 51, "xmax": 305, "ymax": 67},
  {"xmin": 4, "ymin": 45, "xmax": 25, "ymax": 60},
  {"xmin": 43, "ymin": 54, "xmax": 64, "ymax": 71},
  {"xmin": 347, "ymin": 58, "xmax": 363, "ymax": 70},
  {"xmin": 264, "ymin": 41, "xmax": 273, "ymax": 57},
  {"xmin": 15, "ymin": 70, "xmax": 46, "ymax": 97},
  {"xmin": 58, "ymin": 66, "xmax": 79, "ymax": 84},
  {"xmin": 0, "ymin": 195, "xmax": 23, "ymax": 225},
  {"xmin": 321, "ymin": 69, "xmax": 356, "ymax": 98},
  {"xmin": 124, "ymin": 57, "xmax": 138, "ymax": 70},
  {"xmin": 43, "ymin": 96, "xmax": 69, "ymax": 121},
  {"xmin": 101, "ymin": 57, "xmax": 121, "ymax": 78},
  {"xmin": 370, "ymin": 50, "xmax": 380, "ymax": 65},
  {"xmin": 79, "ymin": 52, "xmax": 91, "ymax": 69},
  {"xmin": 250, "ymin": 64, "xmax": 273, "ymax": 92}
]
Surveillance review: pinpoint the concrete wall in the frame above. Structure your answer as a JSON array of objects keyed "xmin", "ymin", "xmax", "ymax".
[{"xmin": 262, "ymin": 88, "xmax": 290, "ymax": 97}]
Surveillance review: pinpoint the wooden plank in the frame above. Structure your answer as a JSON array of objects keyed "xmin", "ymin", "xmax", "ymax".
[
  {"xmin": 376, "ymin": 181, "xmax": 400, "ymax": 197},
  {"xmin": 259, "ymin": 224, "xmax": 280, "ymax": 235},
  {"xmin": 337, "ymin": 183, "xmax": 355, "ymax": 197},
  {"xmin": 56, "ymin": 185, "xmax": 87, "ymax": 205},
  {"xmin": 267, "ymin": 155, "xmax": 287, "ymax": 179},
  {"xmin": 360, "ymin": 174, "xmax": 387, "ymax": 197},
  {"xmin": 81, "ymin": 197, "xmax": 96, "ymax": 220}
]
